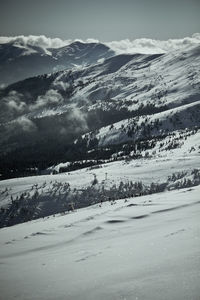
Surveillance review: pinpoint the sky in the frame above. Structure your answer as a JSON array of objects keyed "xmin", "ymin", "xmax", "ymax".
[{"xmin": 0, "ymin": 0, "xmax": 199, "ymax": 41}]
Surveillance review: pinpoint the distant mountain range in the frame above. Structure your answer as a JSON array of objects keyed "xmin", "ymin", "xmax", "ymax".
[
  {"xmin": 0, "ymin": 40, "xmax": 114, "ymax": 86},
  {"xmin": 0, "ymin": 38, "xmax": 200, "ymax": 179}
]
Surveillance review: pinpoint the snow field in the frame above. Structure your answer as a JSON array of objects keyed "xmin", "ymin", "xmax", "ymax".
[{"xmin": 0, "ymin": 186, "xmax": 200, "ymax": 300}]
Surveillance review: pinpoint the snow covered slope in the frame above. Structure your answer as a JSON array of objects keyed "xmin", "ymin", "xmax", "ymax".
[
  {"xmin": 0, "ymin": 44, "xmax": 199, "ymax": 177},
  {"xmin": 0, "ymin": 186, "xmax": 200, "ymax": 300},
  {"xmin": 0, "ymin": 135, "xmax": 199, "ymax": 227},
  {"xmin": 0, "ymin": 34, "xmax": 200, "ymax": 300},
  {"xmin": 1, "ymin": 33, "xmax": 199, "ymax": 86}
]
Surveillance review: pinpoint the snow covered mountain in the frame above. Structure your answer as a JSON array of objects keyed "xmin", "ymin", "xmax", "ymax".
[
  {"xmin": 0, "ymin": 34, "xmax": 200, "ymax": 300},
  {"xmin": 0, "ymin": 43, "xmax": 199, "ymax": 179},
  {"xmin": 0, "ymin": 40, "xmax": 114, "ymax": 86}
]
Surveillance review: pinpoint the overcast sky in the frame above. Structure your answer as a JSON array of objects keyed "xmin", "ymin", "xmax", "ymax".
[{"xmin": 0, "ymin": 0, "xmax": 199, "ymax": 41}]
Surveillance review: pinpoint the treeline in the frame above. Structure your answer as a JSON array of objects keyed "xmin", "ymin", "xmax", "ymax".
[
  {"xmin": 1, "ymin": 127, "xmax": 197, "ymax": 180},
  {"xmin": 1, "ymin": 168, "xmax": 200, "ymax": 228}
]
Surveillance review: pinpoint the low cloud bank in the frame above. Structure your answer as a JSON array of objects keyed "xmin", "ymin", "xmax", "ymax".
[
  {"xmin": 106, "ymin": 33, "xmax": 200, "ymax": 54},
  {"xmin": 0, "ymin": 33, "xmax": 199, "ymax": 54},
  {"xmin": 0, "ymin": 86, "xmax": 89, "ymax": 152},
  {"xmin": 0, "ymin": 35, "xmax": 71, "ymax": 49}
]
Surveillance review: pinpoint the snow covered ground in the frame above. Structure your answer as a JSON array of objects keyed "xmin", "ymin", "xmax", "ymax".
[
  {"xmin": 0, "ymin": 186, "xmax": 199, "ymax": 300},
  {"xmin": 0, "ymin": 132, "xmax": 199, "ymax": 299},
  {"xmin": 0, "ymin": 140, "xmax": 199, "ymax": 209}
]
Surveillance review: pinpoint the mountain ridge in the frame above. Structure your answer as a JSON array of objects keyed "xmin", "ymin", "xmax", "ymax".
[
  {"xmin": 0, "ymin": 43, "xmax": 199, "ymax": 179},
  {"xmin": 0, "ymin": 40, "xmax": 115, "ymax": 86}
]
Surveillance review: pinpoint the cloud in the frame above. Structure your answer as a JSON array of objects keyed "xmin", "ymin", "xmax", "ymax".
[
  {"xmin": 0, "ymin": 84, "xmax": 6, "ymax": 89},
  {"xmin": 52, "ymin": 81, "xmax": 70, "ymax": 91},
  {"xmin": 3, "ymin": 116, "xmax": 37, "ymax": 142},
  {"xmin": 4, "ymin": 91, "xmax": 27, "ymax": 113},
  {"xmin": 15, "ymin": 116, "xmax": 37, "ymax": 132},
  {"xmin": 0, "ymin": 91, "xmax": 27, "ymax": 123},
  {"xmin": 97, "ymin": 58, "xmax": 105, "ymax": 63},
  {"xmin": 0, "ymin": 36, "xmax": 101, "ymax": 51},
  {"xmin": 105, "ymin": 33, "xmax": 200, "ymax": 54},
  {"xmin": 75, "ymin": 38, "xmax": 100, "ymax": 44},
  {"xmin": 32, "ymin": 89, "xmax": 64, "ymax": 109},
  {"xmin": 6, "ymin": 99, "xmax": 26, "ymax": 112},
  {"xmin": 67, "ymin": 105, "xmax": 89, "ymax": 134},
  {"xmin": 0, "ymin": 35, "xmax": 72, "ymax": 49},
  {"xmin": 1, "ymin": 89, "xmax": 65, "ymax": 122},
  {"xmin": 0, "ymin": 33, "xmax": 199, "ymax": 55}
]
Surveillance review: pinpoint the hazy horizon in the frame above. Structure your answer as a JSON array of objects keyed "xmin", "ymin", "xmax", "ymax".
[{"xmin": 0, "ymin": 0, "xmax": 199, "ymax": 41}]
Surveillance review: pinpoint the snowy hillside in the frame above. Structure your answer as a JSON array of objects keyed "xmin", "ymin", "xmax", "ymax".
[
  {"xmin": 0, "ymin": 34, "xmax": 200, "ymax": 299},
  {"xmin": 0, "ymin": 43, "xmax": 199, "ymax": 179},
  {"xmin": 0, "ymin": 137, "xmax": 200, "ymax": 227},
  {"xmin": 0, "ymin": 185, "xmax": 200, "ymax": 299}
]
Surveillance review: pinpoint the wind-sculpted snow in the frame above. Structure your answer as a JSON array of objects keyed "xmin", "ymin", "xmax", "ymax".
[{"xmin": 0, "ymin": 186, "xmax": 200, "ymax": 299}]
